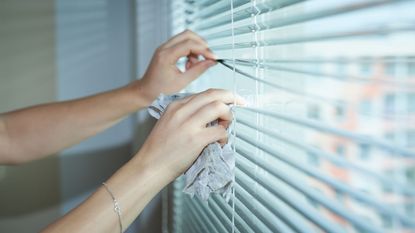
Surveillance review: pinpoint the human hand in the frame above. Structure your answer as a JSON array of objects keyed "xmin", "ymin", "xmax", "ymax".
[
  {"xmin": 134, "ymin": 89, "xmax": 245, "ymax": 183},
  {"xmin": 135, "ymin": 30, "xmax": 217, "ymax": 105}
]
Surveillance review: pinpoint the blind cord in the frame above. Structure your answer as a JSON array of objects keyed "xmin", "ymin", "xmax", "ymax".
[{"xmin": 229, "ymin": 0, "xmax": 236, "ymax": 233}]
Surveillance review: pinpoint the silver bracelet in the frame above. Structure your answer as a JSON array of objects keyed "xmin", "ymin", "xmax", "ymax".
[{"xmin": 102, "ymin": 182, "xmax": 123, "ymax": 233}]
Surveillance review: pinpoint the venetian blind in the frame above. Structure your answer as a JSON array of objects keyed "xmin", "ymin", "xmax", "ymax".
[{"xmin": 165, "ymin": 1, "xmax": 415, "ymax": 233}]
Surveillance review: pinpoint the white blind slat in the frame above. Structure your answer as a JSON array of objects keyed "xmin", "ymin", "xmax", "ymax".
[{"xmin": 166, "ymin": 0, "xmax": 415, "ymax": 232}]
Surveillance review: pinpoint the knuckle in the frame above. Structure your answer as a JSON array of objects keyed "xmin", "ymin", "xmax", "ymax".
[
  {"xmin": 154, "ymin": 49, "xmax": 165, "ymax": 61},
  {"xmin": 183, "ymin": 29, "xmax": 193, "ymax": 35},
  {"xmin": 171, "ymin": 106, "xmax": 185, "ymax": 121},
  {"xmin": 166, "ymin": 101, "xmax": 179, "ymax": 112},
  {"xmin": 184, "ymin": 39, "xmax": 194, "ymax": 46},
  {"xmin": 211, "ymin": 100, "xmax": 224, "ymax": 110},
  {"xmin": 205, "ymin": 88, "xmax": 219, "ymax": 96}
]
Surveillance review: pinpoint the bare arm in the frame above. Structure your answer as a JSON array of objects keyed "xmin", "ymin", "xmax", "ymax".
[
  {"xmin": 0, "ymin": 30, "xmax": 216, "ymax": 165},
  {"xmin": 42, "ymin": 89, "xmax": 245, "ymax": 233}
]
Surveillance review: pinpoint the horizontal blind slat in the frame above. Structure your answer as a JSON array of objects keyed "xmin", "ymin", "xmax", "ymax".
[
  {"xmin": 220, "ymin": 58, "xmax": 415, "ymax": 88},
  {"xmin": 210, "ymin": 25, "xmax": 415, "ymax": 50},
  {"xmin": 211, "ymin": 195, "xmax": 255, "ymax": 233},
  {"xmin": 235, "ymin": 149, "xmax": 346, "ymax": 233},
  {"xmin": 234, "ymin": 182, "xmax": 297, "ymax": 233},
  {"xmin": 236, "ymin": 117, "xmax": 415, "ymax": 196},
  {"xmin": 188, "ymin": 199, "xmax": 230, "ymax": 233},
  {"xmin": 194, "ymin": 0, "xmax": 304, "ymax": 31},
  {"xmin": 236, "ymin": 131, "xmax": 415, "ymax": 227},
  {"xmin": 234, "ymin": 144, "xmax": 383, "ymax": 233},
  {"xmin": 238, "ymin": 106, "xmax": 415, "ymax": 158},
  {"xmin": 184, "ymin": 199, "xmax": 221, "ymax": 233},
  {"xmin": 218, "ymin": 60, "xmax": 344, "ymax": 106},
  {"xmin": 203, "ymin": 0, "xmax": 410, "ymax": 40},
  {"xmin": 235, "ymin": 169, "xmax": 316, "ymax": 233}
]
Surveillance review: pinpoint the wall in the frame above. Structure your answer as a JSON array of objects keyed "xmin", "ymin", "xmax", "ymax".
[
  {"xmin": 0, "ymin": 0, "xmax": 60, "ymax": 232},
  {"xmin": 132, "ymin": 0, "xmax": 172, "ymax": 232},
  {"xmin": 55, "ymin": 0, "xmax": 136, "ymax": 221},
  {"xmin": 0, "ymin": 0, "xmax": 138, "ymax": 232}
]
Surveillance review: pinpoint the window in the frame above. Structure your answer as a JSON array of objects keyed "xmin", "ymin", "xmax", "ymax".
[
  {"xmin": 307, "ymin": 104, "xmax": 320, "ymax": 120},
  {"xmin": 385, "ymin": 62, "xmax": 396, "ymax": 76},
  {"xmin": 165, "ymin": 1, "xmax": 415, "ymax": 233},
  {"xmin": 358, "ymin": 143, "xmax": 371, "ymax": 160},
  {"xmin": 384, "ymin": 94, "xmax": 395, "ymax": 115},
  {"xmin": 408, "ymin": 60, "xmax": 415, "ymax": 77},
  {"xmin": 359, "ymin": 61, "xmax": 372, "ymax": 76},
  {"xmin": 359, "ymin": 99, "xmax": 372, "ymax": 115},
  {"xmin": 409, "ymin": 93, "xmax": 415, "ymax": 114}
]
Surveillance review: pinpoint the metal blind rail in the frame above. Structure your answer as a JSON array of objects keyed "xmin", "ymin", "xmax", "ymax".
[
  {"xmin": 194, "ymin": 0, "xmax": 249, "ymax": 20},
  {"xmin": 236, "ymin": 117, "xmax": 415, "ymax": 196},
  {"xmin": 197, "ymin": 198, "xmax": 243, "ymax": 233},
  {"xmin": 235, "ymin": 169, "xmax": 316, "ymax": 233},
  {"xmin": 183, "ymin": 220, "xmax": 196, "ymax": 233},
  {"xmin": 211, "ymin": 195, "xmax": 255, "ymax": 233},
  {"xmin": 189, "ymin": 199, "xmax": 230, "ymax": 233},
  {"xmin": 232, "ymin": 197, "xmax": 274, "ymax": 233},
  {"xmin": 236, "ymin": 132, "xmax": 415, "ymax": 228},
  {"xmin": 203, "ymin": 0, "xmax": 409, "ymax": 40},
  {"xmin": 185, "ymin": 202, "xmax": 221, "ymax": 233},
  {"xmin": 235, "ymin": 57, "xmax": 415, "ymax": 64},
  {"xmin": 238, "ymin": 106, "xmax": 415, "ymax": 158},
  {"xmin": 218, "ymin": 60, "xmax": 346, "ymax": 107},
  {"xmin": 188, "ymin": 188, "xmax": 261, "ymax": 233},
  {"xmin": 210, "ymin": 23, "xmax": 415, "ymax": 50},
  {"xmin": 194, "ymin": 0, "xmax": 304, "ymax": 31},
  {"xmin": 235, "ymin": 144, "xmax": 383, "ymax": 233},
  {"xmin": 220, "ymin": 58, "xmax": 415, "ymax": 89},
  {"xmin": 185, "ymin": 200, "xmax": 221, "ymax": 233},
  {"xmin": 191, "ymin": 0, "xmax": 220, "ymax": 7},
  {"xmin": 236, "ymin": 149, "xmax": 346, "ymax": 233},
  {"xmin": 234, "ymin": 182, "xmax": 296, "ymax": 233},
  {"xmin": 184, "ymin": 203, "xmax": 213, "ymax": 233}
]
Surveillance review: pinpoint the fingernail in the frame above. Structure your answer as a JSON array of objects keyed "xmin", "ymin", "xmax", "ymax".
[{"xmin": 206, "ymin": 59, "xmax": 216, "ymax": 66}]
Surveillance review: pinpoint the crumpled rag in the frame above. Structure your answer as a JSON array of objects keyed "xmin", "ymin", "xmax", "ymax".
[{"xmin": 148, "ymin": 93, "xmax": 235, "ymax": 201}]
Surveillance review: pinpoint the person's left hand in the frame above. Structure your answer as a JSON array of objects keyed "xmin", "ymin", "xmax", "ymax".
[{"xmin": 133, "ymin": 30, "xmax": 217, "ymax": 105}]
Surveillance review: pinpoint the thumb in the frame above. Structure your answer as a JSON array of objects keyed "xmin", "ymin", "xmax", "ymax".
[{"xmin": 182, "ymin": 59, "xmax": 216, "ymax": 82}]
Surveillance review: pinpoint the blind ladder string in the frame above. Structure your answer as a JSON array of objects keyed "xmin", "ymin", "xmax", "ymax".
[
  {"xmin": 251, "ymin": 0, "xmax": 264, "ymax": 230},
  {"xmin": 229, "ymin": 0, "xmax": 236, "ymax": 233}
]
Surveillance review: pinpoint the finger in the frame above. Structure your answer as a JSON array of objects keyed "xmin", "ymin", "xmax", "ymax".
[
  {"xmin": 185, "ymin": 54, "xmax": 199, "ymax": 70},
  {"xmin": 161, "ymin": 30, "xmax": 208, "ymax": 49},
  {"xmin": 191, "ymin": 101, "xmax": 233, "ymax": 126},
  {"xmin": 168, "ymin": 39, "xmax": 216, "ymax": 63},
  {"xmin": 218, "ymin": 119, "xmax": 231, "ymax": 129},
  {"xmin": 201, "ymin": 125, "xmax": 228, "ymax": 145},
  {"xmin": 182, "ymin": 59, "xmax": 216, "ymax": 82},
  {"xmin": 218, "ymin": 137, "xmax": 228, "ymax": 146},
  {"xmin": 181, "ymin": 89, "xmax": 246, "ymax": 116}
]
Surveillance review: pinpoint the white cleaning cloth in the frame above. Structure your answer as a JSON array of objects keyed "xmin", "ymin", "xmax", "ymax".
[{"xmin": 148, "ymin": 93, "xmax": 235, "ymax": 202}]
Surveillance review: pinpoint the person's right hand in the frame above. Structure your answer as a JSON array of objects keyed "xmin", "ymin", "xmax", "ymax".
[{"xmin": 134, "ymin": 89, "xmax": 245, "ymax": 183}]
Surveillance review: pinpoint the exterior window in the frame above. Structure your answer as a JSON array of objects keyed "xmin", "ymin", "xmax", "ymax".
[
  {"xmin": 307, "ymin": 151, "xmax": 320, "ymax": 166},
  {"xmin": 408, "ymin": 93, "xmax": 415, "ymax": 113},
  {"xmin": 407, "ymin": 130, "xmax": 415, "ymax": 147},
  {"xmin": 384, "ymin": 94, "xmax": 395, "ymax": 115},
  {"xmin": 359, "ymin": 99, "xmax": 372, "ymax": 115},
  {"xmin": 359, "ymin": 143, "xmax": 371, "ymax": 160},
  {"xmin": 385, "ymin": 62, "xmax": 396, "ymax": 76},
  {"xmin": 360, "ymin": 62, "xmax": 372, "ymax": 76},
  {"xmin": 408, "ymin": 61, "xmax": 415, "ymax": 76},
  {"xmin": 307, "ymin": 104, "xmax": 320, "ymax": 120},
  {"xmin": 335, "ymin": 144, "xmax": 346, "ymax": 156}
]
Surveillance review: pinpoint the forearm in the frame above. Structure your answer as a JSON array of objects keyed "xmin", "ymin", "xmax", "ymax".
[
  {"xmin": 42, "ymin": 151, "xmax": 170, "ymax": 233},
  {"xmin": 0, "ymin": 82, "xmax": 150, "ymax": 164}
]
